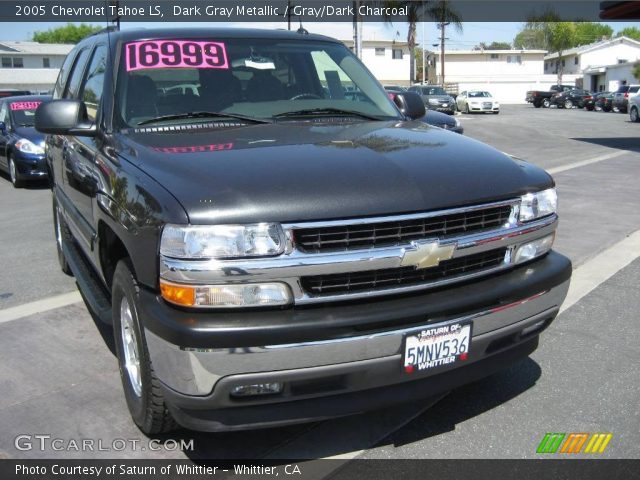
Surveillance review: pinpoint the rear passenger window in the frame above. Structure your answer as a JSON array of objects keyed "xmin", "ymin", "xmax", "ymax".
[
  {"xmin": 64, "ymin": 48, "xmax": 91, "ymax": 100},
  {"xmin": 80, "ymin": 45, "xmax": 108, "ymax": 122}
]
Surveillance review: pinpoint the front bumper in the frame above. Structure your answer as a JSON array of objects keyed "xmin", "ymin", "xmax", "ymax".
[
  {"xmin": 13, "ymin": 151, "xmax": 47, "ymax": 179},
  {"xmin": 468, "ymin": 105, "xmax": 500, "ymax": 113},
  {"xmin": 142, "ymin": 251, "xmax": 571, "ymax": 430}
]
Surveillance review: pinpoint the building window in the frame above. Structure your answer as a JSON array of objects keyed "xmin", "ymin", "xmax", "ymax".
[
  {"xmin": 375, "ymin": 47, "xmax": 385, "ymax": 56},
  {"xmin": 507, "ymin": 55, "xmax": 522, "ymax": 64},
  {"xmin": 392, "ymin": 49, "xmax": 403, "ymax": 60},
  {"xmin": 12, "ymin": 57, "xmax": 23, "ymax": 68},
  {"xmin": 574, "ymin": 56, "xmax": 578, "ymax": 65},
  {"xmin": 1, "ymin": 57, "xmax": 10, "ymax": 68},
  {"xmin": 490, "ymin": 53, "xmax": 499, "ymax": 60},
  {"xmin": 618, "ymin": 59, "xmax": 628, "ymax": 64},
  {"xmin": 43, "ymin": 57, "xmax": 50, "ymax": 68}
]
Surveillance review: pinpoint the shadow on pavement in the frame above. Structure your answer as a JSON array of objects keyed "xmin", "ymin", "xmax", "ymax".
[
  {"xmin": 571, "ymin": 137, "xmax": 640, "ymax": 153},
  {"xmin": 376, "ymin": 357, "xmax": 541, "ymax": 450}
]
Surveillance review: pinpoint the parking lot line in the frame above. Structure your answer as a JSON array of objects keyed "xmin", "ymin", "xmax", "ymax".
[
  {"xmin": 560, "ymin": 228, "xmax": 640, "ymax": 314},
  {"xmin": 547, "ymin": 150, "xmax": 628, "ymax": 175},
  {"xmin": 0, "ymin": 291, "xmax": 81, "ymax": 324}
]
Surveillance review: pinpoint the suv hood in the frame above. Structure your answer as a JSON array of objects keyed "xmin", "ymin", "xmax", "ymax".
[{"xmin": 118, "ymin": 121, "xmax": 552, "ymax": 224}]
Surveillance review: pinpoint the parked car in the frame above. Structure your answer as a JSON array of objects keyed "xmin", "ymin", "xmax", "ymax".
[
  {"xmin": 629, "ymin": 95, "xmax": 640, "ymax": 122},
  {"xmin": 612, "ymin": 85, "xmax": 640, "ymax": 113},
  {"xmin": 456, "ymin": 91, "xmax": 499, "ymax": 114},
  {"xmin": 36, "ymin": 27, "xmax": 570, "ymax": 433},
  {"xmin": 0, "ymin": 95, "xmax": 49, "ymax": 187},
  {"xmin": 407, "ymin": 85, "xmax": 456, "ymax": 114},
  {"xmin": 383, "ymin": 85, "xmax": 407, "ymax": 93},
  {"xmin": 595, "ymin": 93, "xmax": 614, "ymax": 112},
  {"xmin": 0, "ymin": 89, "xmax": 32, "ymax": 99},
  {"xmin": 526, "ymin": 85, "xmax": 574, "ymax": 108},
  {"xmin": 584, "ymin": 92, "xmax": 610, "ymax": 111},
  {"xmin": 387, "ymin": 91, "xmax": 464, "ymax": 133},
  {"xmin": 549, "ymin": 89, "xmax": 592, "ymax": 109}
]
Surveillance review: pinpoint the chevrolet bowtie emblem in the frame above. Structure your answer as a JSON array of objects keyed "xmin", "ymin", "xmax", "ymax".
[{"xmin": 400, "ymin": 241, "xmax": 456, "ymax": 269}]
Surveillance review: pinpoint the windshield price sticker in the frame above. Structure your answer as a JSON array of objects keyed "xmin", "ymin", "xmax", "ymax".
[
  {"xmin": 125, "ymin": 40, "xmax": 229, "ymax": 71},
  {"xmin": 403, "ymin": 321, "xmax": 471, "ymax": 373},
  {"xmin": 11, "ymin": 101, "xmax": 41, "ymax": 111}
]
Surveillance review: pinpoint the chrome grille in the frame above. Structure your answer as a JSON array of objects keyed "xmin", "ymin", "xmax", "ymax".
[
  {"xmin": 294, "ymin": 205, "xmax": 512, "ymax": 253},
  {"xmin": 301, "ymin": 248, "xmax": 509, "ymax": 296}
]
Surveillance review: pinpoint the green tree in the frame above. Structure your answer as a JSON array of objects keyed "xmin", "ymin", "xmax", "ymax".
[
  {"xmin": 616, "ymin": 26, "xmax": 640, "ymax": 41},
  {"xmin": 513, "ymin": 28, "xmax": 547, "ymax": 49},
  {"xmin": 474, "ymin": 41, "xmax": 512, "ymax": 50},
  {"xmin": 32, "ymin": 23, "xmax": 102, "ymax": 44},
  {"xmin": 574, "ymin": 22, "xmax": 613, "ymax": 46},
  {"xmin": 383, "ymin": 0, "xmax": 462, "ymax": 84},
  {"xmin": 526, "ymin": 14, "xmax": 577, "ymax": 83}
]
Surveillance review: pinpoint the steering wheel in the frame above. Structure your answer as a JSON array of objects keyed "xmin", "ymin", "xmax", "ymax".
[{"xmin": 289, "ymin": 93, "xmax": 323, "ymax": 100}]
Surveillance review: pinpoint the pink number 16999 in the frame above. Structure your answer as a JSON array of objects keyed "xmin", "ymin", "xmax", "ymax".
[{"xmin": 125, "ymin": 40, "xmax": 229, "ymax": 71}]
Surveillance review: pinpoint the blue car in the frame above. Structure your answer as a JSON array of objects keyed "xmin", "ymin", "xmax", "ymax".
[{"xmin": 0, "ymin": 95, "xmax": 50, "ymax": 187}]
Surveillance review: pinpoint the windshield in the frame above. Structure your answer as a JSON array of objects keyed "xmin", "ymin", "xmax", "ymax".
[
  {"xmin": 423, "ymin": 87, "xmax": 447, "ymax": 95},
  {"xmin": 9, "ymin": 101, "xmax": 42, "ymax": 126},
  {"xmin": 468, "ymin": 91, "xmax": 491, "ymax": 98},
  {"xmin": 116, "ymin": 38, "xmax": 400, "ymax": 127}
]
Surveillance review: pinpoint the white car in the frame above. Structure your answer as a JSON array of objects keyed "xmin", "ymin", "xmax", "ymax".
[
  {"xmin": 456, "ymin": 91, "xmax": 500, "ymax": 114},
  {"xmin": 629, "ymin": 94, "xmax": 640, "ymax": 122}
]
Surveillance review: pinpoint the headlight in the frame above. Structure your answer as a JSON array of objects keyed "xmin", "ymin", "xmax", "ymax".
[
  {"xmin": 494, "ymin": 102, "xmax": 500, "ymax": 107},
  {"xmin": 514, "ymin": 233, "xmax": 555, "ymax": 264},
  {"xmin": 15, "ymin": 139, "xmax": 44, "ymax": 155},
  {"xmin": 160, "ymin": 280, "xmax": 292, "ymax": 308},
  {"xmin": 161, "ymin": 223, "xmax": 285, "ymax": 259},
  {"xmin": 519, "ymin": 188, "xmax": 557, "ymax": 222}
]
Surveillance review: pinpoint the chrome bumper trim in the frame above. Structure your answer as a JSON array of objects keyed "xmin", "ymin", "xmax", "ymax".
[
  {"xmin": 159, "ymin": 214, "xmax": 557, "ymax": 305},
  {"xmin": 145, "ymin": 278, "xmax": 569, "ymax": 396}
]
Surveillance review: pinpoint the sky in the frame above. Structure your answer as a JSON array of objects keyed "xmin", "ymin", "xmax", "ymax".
[{"xmin": 0, "ymin": 21, "xmax": 637, "ymax": 50}]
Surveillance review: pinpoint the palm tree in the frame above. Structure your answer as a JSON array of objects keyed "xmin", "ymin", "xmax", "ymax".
[{"xmin": 383, "ymin": 1, "xmax": 462, "ymax": 84}]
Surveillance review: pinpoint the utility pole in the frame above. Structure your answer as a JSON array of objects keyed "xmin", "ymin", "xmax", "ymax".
[
  {"xmin": 287, "ymin": 0, "xmax": 292, "ymax": 30},
  {"xmin": 352, "ymin": 1, "xmax": 362, "ymax": 59},
  {"xmin": 438, "ymin": 22, "xmax": 449, "ymax": 85},
  {"xmin": 421, "ymin": 4, "xmax": 426, "ymax": 84}
]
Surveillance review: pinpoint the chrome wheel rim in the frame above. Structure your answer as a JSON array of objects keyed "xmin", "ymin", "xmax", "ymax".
[
  {"xmin": 120, "ymin": 297, "xmax": 142, "ymax": 397},
  {"xmin": 565, "ymin": 100, "xmax": 572, "ymax": 109},
  {"xmin": 9, "ymin": 159, "xmax": 16, "ymax": 184}
]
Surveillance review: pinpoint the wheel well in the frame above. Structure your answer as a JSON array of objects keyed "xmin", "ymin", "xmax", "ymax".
[{"xmin": 98, "ymin": 221, "xmax": 131, "ymax": 291}]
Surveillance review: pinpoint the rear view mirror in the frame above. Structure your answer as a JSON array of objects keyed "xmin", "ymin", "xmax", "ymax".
[
  {"xmin": 35, "ymin": 99, "xmax": 96, "ymax": 137},
  {"xmin": 393, "ymin": 92, "xmax": 426, "ymax": 120}
]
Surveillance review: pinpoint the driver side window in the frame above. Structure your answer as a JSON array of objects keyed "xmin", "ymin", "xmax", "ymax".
[{"xmin": 0, "ymin": 103, "xmax": 9, "ymax": 127}]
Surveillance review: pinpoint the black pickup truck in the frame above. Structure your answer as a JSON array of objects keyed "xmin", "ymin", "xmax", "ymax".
[
  {"xmin": 526, "ymin": 85, "xmax": 574, "ymax": 108},
  {"xmin": 36, "ymin": 27, "xmax": 571, "ymax": 433}
]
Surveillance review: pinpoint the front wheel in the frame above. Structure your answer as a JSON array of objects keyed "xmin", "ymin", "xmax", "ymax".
[
  {"xmin": 112, "ymin": 260, "xmax": 178, "ymax": 434},
  {"xmin": 465, "ymin": 104, "xmax": 470, "ymax": 114},
  {"xmin": 564, "ymin": 99, "xmax": 574, "ymax": 109},
  {"xmin": 542, "ymin": 98, "xmax": 551, "ymax": 108},
  {"xmin": 8, "ymin": 156, "xmax": 24, "ymax": 188},
  {"xmin": 631, "ymin": 107, "xmax": 640, "ymax": 123}
]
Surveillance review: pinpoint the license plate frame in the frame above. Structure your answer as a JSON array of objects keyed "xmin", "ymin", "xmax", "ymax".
[{"xmin": 402, "ymin": 320, "xmax": 473, "ymax": 374}]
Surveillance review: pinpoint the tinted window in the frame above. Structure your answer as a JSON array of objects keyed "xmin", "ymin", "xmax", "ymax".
[
  {"xmin": 0, "ymin": 103, "xmax": 9, "ymax": 125},
  {"xmin": 54, "ymin": 50, "xmax": 78, "ymax": 99},
  {"xmin": 81, "ymin": 45, "xmax": 108, "ymax": 122},
  {"xmin": 64, "ymin": 48, "xmax": 91, "ymax": 99}
]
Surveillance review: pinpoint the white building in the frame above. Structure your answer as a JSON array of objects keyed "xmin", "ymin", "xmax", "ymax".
[
  {"xmin": 544, "ymin": 36, "xmax": 640, "ymax": 79},
  {"xmin": 426, "ymin": 49, "xmax": 580, "ymax": 103},
  {"xmin": 583, "ymin": 62, "xmax": 639, "ymax": 93},
  {"xmin": 0, "ymin": 41, "xmax": 73, "ymax": 92},
  {"xmin": 342, "ymin": 40, "xmax": 411, "ymax": 85}
]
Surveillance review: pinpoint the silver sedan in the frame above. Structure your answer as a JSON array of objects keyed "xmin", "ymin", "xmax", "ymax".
[{"xmin": 456, "ymin": 91, "xmax": 500, "ymax": 114}]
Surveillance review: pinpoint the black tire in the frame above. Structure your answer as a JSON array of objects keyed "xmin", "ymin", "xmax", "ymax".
[
  {"xmin": 52, "ymin": 195, "xmax": 73, "ymax": 276},
  {"xmin": 465, "ymin": 104, "xmax": 470, "ymax": 114},
  {"xmin": 586, "ymin": 105, "xmax": 594, "ymax": 111},
  {"xmin": 112, "ymin": 260, "xmax": 178, "ymax": 434},
  {"xmin": 493, "ymin": 111, "xmax": 500, "ymax": 114},
  {"xmin": 631, "ymin": 106, "xmax": 640, "ymax": 123},
  {"xmin": 542, "ymin": 98, "xmax": 551, "ymax": 108},
  {"xmin": 533, "ymin": 101, "xmax": 542, "ymax": 108},
  {"xmin": 8, "ymin": 155, "xmax": 24, "ymax": 188}
]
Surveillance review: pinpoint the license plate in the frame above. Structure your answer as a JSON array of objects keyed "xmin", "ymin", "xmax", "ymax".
[{"xmin": 402, "ymin": 321, "xmax": 472, "ymax": 374}]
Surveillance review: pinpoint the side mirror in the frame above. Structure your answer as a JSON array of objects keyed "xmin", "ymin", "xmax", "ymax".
[
  {"xmin": 0, "ymin": 121, "xmax": 6, "ymax": 134},
  {"xmin": 393, "ymin": 92, "xmax": 426, "ymax": 120},
  {"xmin": 35, "ymin": 99, "xmax": 96, "ymax": 137}
]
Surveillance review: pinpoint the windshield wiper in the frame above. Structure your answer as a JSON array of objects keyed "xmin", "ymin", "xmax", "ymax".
[
  {"xmin": 273, "ymin": 108, "xmax": 383, "ymax": 121},
  {"xmin": 136, "ymin": 111, "xmax": 271, "ymax": 126}
]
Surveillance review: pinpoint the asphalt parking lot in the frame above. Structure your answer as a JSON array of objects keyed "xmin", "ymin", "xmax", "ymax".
[{"xmin": 0, "ymin": 104, "xmax": 638, "ymax": 462}]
